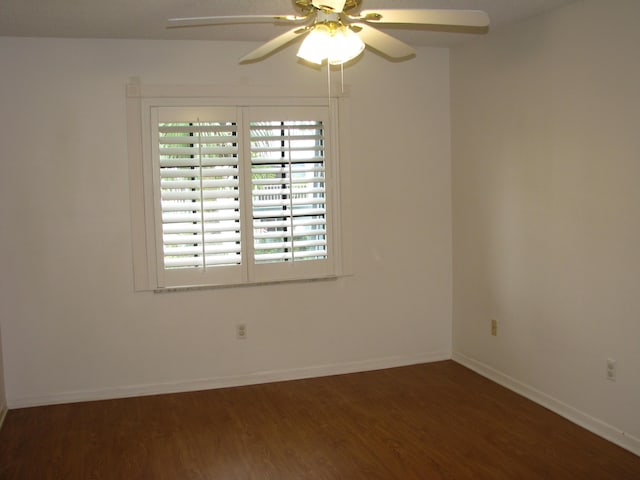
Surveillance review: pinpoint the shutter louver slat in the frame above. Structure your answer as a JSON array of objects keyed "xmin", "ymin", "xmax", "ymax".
[
  {"xmin": 251, "ymin": 155, "xmax": 323, "ymax": 165},
  {"xmin": 252, "ymin": 208, "xmax": 326, "ymax": 220},
  {"xmin": 252, "ymin": 177, "xmax": 325, "ymax": 186},
  {"xmin": 163, "ymin": 223, "xmax": 241, "ymax": 235},
  {"xmin": 251, "ymin": 187, "xmax": 325, "ymax": 197},
  {"xmin": 252, "ymin": 197, "xmax": 326, "ymax": 208},
  {"xmin": 162, "ymin": 192, "xmax": 239, "ymax": 203},
  {"xmin": 162, "ymin": 206, "xmax": 241, "ymax": 223},
  {"xmin": 254, "ymin": 228, "xmax": 327, "ymax": 239},
  {"xmin": 159, "ymin": 157, "xmax": 239, "ymax": 168},
  {"xmin": 159, "ymin": 124, "xmax": 236, "ymax": 134},
  {"xmin": 159, "ymin": 146, "xmax": 238, "ymax": 156},
  {"xmin": 161, "ymin": 167, "xmax": 239, "ymax": 179},
  {"xmin": 164, "ymin": 232, "xmax": 241, "ymax": 245},
  {"xmin": 249, "ymin": 165, "xmax": 324, "ymax": 175}
]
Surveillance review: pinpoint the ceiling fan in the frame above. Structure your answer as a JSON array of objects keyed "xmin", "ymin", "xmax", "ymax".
[{"xmin": 168, "ymin": 0, "xmax": 490, "ymax": 65}]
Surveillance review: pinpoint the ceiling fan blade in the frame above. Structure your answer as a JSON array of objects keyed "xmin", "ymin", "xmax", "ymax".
[
  {"xmin": 351, "ymin": 23, "xmax": 415, "ymax": 59},
  {"xmin": 167, "ymin": 15, "xmax": 308, "ymax": 28},
  {"xmin": 355, "ymin": 9, "xmax": 490, "ymax": 28},
  {"xmin": 239, "ymin": 27, "xmax": 310, "ymax": 63}
]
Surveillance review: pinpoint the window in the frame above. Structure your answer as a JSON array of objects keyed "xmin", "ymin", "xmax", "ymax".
[{"xmin": 127, "ymin": 84, "xmax": 346, "ymax": 291}]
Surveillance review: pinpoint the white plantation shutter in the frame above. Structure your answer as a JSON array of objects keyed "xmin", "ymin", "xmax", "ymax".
[
  {"xmin": 142, "ymin": 102, "xmax": 336, "ymax": 289},
  {"xmin": 152, "ymin": 107, "xmax": 245, "ymax": 287},
  {"xmin": 248, "ymin": 107, "xmax": 332, "ymax": 281}
]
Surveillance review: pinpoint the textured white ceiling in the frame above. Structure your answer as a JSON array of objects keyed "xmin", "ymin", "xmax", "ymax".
[{"xmin": 0, "ymin": 0, "xmax": 578, "ymax": 47}]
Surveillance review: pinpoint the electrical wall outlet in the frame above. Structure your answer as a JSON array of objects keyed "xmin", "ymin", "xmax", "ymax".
[
  {"xmin": 491, "ymin": 319, "xmax": 498, "ymax": 336},
  {"xmin": 236, "ymin": 323, "xmax": 248, "ymax": 340},
  {"xmin": 606, "ymin": 358, "xmax": 616, "ymax": 382}
]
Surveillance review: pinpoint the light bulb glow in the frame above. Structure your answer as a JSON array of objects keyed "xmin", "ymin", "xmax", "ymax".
[
  {"xmin": 297, "ymin": 24, "xmax": 331, "ymax": 65},
  {"xmin": 297, "ymin": 23, "xmax": 365, "ymax": 66},
  {"xmin": 328, "ymin": 26, "xmax": 365, "ymax": 65}
]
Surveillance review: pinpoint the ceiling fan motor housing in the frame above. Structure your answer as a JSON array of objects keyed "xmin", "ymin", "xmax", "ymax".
[{"xmin": 298, "ymin": 0, "xmax": 361, "ymax": 13}]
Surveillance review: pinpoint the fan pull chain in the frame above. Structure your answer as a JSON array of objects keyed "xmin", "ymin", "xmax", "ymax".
[{"xmin": 326, "ymin": 63, "xmax": 346, "ymax": 104}]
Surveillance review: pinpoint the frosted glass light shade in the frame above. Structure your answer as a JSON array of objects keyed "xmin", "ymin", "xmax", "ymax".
[
  {"xmin": 328, "ymin": 26, "xmax": 365, "ymax": 65},
  {"xmin": 297, "ymin": 24, "xmax": 332, "ymax": 65},
  {"xmin": 297, "ymin": 24, "xmax": 365, "ymax": 66}
]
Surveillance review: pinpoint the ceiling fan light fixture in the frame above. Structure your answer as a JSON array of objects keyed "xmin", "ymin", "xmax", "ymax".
[
  {"xmin": 170, "ymin": 2, "xmax": 490, "ymax": 65},
  {"xmin": 297, "ymin": 23, "xmax": 364, "ymax": 65}
]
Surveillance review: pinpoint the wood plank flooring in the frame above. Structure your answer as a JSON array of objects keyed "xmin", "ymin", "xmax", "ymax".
[{"xmin": 0, "ymin": 361, "xmax": 639, "ymax": 479}]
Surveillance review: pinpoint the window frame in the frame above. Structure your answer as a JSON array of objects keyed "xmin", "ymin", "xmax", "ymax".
[{"xmin": 127, "ymin": 81, "xmax": 350, "ymax": 292}]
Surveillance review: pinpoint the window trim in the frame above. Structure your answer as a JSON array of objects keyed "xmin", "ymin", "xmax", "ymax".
[{"xmin": 126, "ymin": 80, "xmax": 351, "ymax": 292}]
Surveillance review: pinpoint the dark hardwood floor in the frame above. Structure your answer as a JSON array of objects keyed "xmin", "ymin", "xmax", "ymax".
[{"xmin": 0, "ymin": 361, "xmax": 638, "ymax": 479}]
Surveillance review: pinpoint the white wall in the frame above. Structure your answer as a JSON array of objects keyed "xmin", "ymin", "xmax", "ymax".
[
  {"xmin": 0, "ymin": 325, "xmax": 6, "ymax": 425},
  {"xmin": 0, "ymin": 37, "xmax": 452, "ymax": 406},
  {"xmin": 451, "ymin": 0, "xmax": 640, "ymax": 453}
]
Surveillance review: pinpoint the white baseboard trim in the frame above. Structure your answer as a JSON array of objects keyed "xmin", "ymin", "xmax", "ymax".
[
  {"xmin": 9, "ymin": 350, "xmax": 451, "ymax": 409},
  {"xmin": 453, "ymin": 351, "xmax": 640, "ymax": 457}
]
